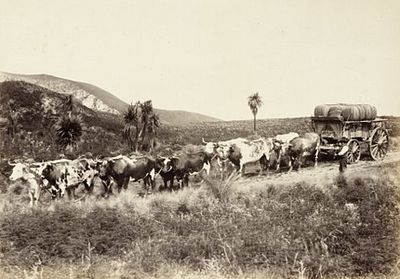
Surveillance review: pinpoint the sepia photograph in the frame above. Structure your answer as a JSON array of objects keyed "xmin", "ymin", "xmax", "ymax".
[{"xmin": 0, "ymin": 1, "xmax": 399, "ymax": 278}]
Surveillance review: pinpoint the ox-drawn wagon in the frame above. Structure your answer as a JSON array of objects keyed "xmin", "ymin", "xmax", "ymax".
[{"xmin": 311, "ymin": 104, "xmax": 389, "ymax": 163}]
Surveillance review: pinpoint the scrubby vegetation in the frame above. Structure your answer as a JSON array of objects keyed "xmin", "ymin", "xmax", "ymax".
[
  {"xmin": 0, "ymin": 166, "xmax": 399, "ymax": 278},
  {"xmin": 159, "ymin": 117, "xmax": 314, "ymax": 146}
]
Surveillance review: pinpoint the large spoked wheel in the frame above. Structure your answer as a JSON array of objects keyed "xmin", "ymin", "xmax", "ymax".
[
  {"xmin": 346, "ymin": 139, "xmax": 361, "ymax": 164},
  {"xmin": 369, "ymin": 128, "xmax": 389, "ymax": 160}
]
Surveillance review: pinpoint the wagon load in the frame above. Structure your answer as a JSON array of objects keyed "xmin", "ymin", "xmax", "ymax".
[{"xmin": 314, "ymin": 104, "xmax": 377, "ymax": 120}]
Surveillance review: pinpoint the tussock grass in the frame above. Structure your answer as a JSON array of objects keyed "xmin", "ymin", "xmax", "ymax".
[{"xmin": 0, "ymin": 166, "xmax": 399, "ymax": 278}]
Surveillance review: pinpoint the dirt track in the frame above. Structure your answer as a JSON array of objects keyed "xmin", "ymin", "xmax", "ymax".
[{"xmin": 234, "ymin": 151, "xmax": 400, "ymax": 188}]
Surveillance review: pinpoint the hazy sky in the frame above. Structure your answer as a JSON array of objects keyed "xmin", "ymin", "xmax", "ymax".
[{"xmin": 1, "ymin": 0, "xmax": 399, "ymax": 120}]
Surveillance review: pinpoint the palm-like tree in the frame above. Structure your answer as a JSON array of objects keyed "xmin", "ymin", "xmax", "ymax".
[
  {"xmin": 147, "ymin": 113, "xmax": 160, "ymax": 134},
  {"xmin": 55, "ymin": 114, "xmax": 83, "ymax": 150},
  {"xmin": 55, "ymin": 94, "xmax": 83, "ymax": 151},
  {"xmin": 146, "ymin": 113, "xmax": 160, "ymax": 152},
  {"xmin": 139, "ymin": 100, "xmax": 154, "ymax": 141},
  {"xmin": 6, "ymin": 100, "xmax": 17, "ymax": 139},
  {"xmin": 65, "ymin": 95, "xmax": 74, "ymax": 116},
  {"xmin": 122, "ymin": 100, "xmax": 161, "ymax": 152},
  {"xmin": 248, "ymin": 92, "xmax": 263, "ymax": 134},
  {"xmin": 123, "ymin": 102, "xmax": 141, "ymax": 151}
]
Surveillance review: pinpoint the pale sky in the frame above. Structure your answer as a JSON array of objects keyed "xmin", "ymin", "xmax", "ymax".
[{"xmin": 0, "ymin": 0, "xmax": 399, "ymax": 120}]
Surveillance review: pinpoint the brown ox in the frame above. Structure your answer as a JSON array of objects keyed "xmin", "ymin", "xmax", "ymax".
[
  {"xmin": 287, "ymin": 132, "xmax": 320, "ymax": 171},
  {"xmin": 98, "ymin": 155, "xmax": 156, "ymax": 196}
]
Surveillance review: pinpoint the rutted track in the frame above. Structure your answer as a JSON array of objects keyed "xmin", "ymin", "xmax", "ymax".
[{"xmin": 234, "ymin": 151, "xmax": 400, "ymax": 188}]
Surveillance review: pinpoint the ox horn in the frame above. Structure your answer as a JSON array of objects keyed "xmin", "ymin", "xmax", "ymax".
[
  {"xmin": 7, "ymin": 160, "xmax": 16, "ymax": 166},
  {"xmin": 202, "ymin": 138, "xmax": 209, "ymax": 144}
]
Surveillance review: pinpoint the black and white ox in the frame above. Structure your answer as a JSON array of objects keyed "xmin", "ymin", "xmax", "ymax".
[{"xmin": 41, "ymin": 158, "xmax": 98, "ymax": 199}]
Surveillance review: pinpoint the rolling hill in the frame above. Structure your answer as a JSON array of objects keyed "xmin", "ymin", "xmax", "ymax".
[{"xmin": 0, "ymin": 71, "xmax": 220, "ymax": 125}]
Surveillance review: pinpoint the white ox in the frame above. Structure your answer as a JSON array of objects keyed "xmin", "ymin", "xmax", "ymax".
[
  {"xmin": 9, "ymin": 163, "xmax": 44, "ymax": 206},
  {"xmin": 203, "ymin": 137, "xmax": 249, "ymax": 176},
  {"xmin": 203, "ymin": 138, "xmax": 248, "ymax": 156},
  {"xmin": 204, "ymin": 137, "xmax": 273, "ymax": 175}
]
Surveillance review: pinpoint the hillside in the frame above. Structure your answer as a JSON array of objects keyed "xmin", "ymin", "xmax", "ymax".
[
  {"xmin": 0, "ymin": 71, "xmax": 220, "ymax": 125},
  {"xmin": 0, "ymin": 80, "xmax": 126, "ymax": 160}
]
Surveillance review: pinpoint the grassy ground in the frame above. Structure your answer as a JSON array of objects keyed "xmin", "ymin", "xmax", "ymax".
[{"xmin": 0, "ymin": 161, "xmax": 399, "ymax": 279}]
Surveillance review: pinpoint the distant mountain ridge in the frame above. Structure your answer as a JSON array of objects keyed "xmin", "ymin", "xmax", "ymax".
[{"xmin": 0, "ymin": 71, "xmax": 220, "ymax": 125}]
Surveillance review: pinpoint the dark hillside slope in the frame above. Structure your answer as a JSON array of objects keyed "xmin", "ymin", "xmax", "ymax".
[{"xmin": 0, "ymin": 81, "xmax": 125, "ymax": 160}]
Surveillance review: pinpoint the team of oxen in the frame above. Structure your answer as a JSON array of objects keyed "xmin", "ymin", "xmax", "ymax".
[{"xmin": 8, "ymin": 132, "xmax": 321, "ymax": 206}]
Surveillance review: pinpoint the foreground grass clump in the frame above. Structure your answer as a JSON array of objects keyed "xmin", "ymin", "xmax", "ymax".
[{"xmin": 0, "ymin": 168, "xmax": 399, "ymax": 278}]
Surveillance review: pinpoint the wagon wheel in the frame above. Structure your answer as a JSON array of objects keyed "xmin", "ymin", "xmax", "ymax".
[
  {"xmin": 369, "ymin": 128, "xmax": 389, "ymax": 160},
  {"xmin": 346, "ymin": 139, "xmax": 361, "ymax": 164}
]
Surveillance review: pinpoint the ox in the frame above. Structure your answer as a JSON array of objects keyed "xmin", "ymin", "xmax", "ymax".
[
  {"xmin": 203, "ymin": 137, "xmax": 248, "ymax": 156},
  {"xmin": 41, "ymin": 158, "xmax": 98, "ymax": 199},
  {"xmin": 202, "ymin": 137, "xmax": 251, "ymax": 177},
  {"xmin": 269, "ymin": 132, "xmax": 299, "ymax": 171},
  {"xmin": 157, "ymin": 151, "xmax": 211, "ymax": 190},
  {"xmin": 155, "ymin": 157, "xmax": 175, "ymax": 191},
  {"xmin": 287, "ymin": 132, "xmax": 320, "ymax": 171},
  {"xmin": 214, "ymin": 137, "xmax": 273, "ymax": 175},
  {"xmin": 98, "ymin": 155, "xmax": 156, "ymax": 196},
  {"xmin": 9, "ymin": 163, "xmax": 43, "ymax": 206}
]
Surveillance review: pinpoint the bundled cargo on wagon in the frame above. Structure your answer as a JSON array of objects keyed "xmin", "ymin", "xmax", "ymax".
[{"xmin": 314, "ymin": 104, "xmax": 377, "ymax": 121}]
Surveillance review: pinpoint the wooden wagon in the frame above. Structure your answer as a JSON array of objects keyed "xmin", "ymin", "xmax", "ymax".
[{"xmin": 311, "ymin": 116, "xmax": 389, "ymax": 163}]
